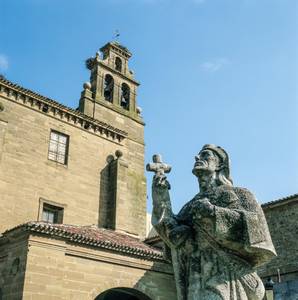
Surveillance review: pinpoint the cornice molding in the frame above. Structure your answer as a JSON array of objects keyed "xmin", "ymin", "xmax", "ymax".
[
  {"xmin": 93, "ymin": 96, "xmax": 145, "ymax": 126},
  {"xmin": 0, "ymin": 77, "xmax": 128, "ymax": 144},
  {"xmin": 97, "ymin": 61, "xmax": 140, "ymax": 86}
]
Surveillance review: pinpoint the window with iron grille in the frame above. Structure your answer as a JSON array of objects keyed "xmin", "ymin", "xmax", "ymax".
[{"xmin": 48, "ymin": 130, "xmax": 69, "ymax": 165}]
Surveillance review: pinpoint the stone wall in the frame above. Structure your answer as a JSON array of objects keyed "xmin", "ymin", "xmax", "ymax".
[
  {"xmin": 273, "ymin": 280, "xmax": 298, "ymax": 300},
  {"xmin": 1, "ymin": 234, "xmax": 177, "ymax": 300},
  {"xmin": 259, "ymin": 195, "xmax": 298, "ymax": 283},
  {"xmin": 0, "ymin": 235, "xmax": 28, "ymax": 299},
  {"xmin": 0, "ymin": 82, "xmax": 146, "ymax": 237}
]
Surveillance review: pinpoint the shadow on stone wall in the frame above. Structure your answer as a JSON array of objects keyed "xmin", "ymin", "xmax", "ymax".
[
  {"xmin": 0, "ymin": 238, "xmax": 28, "ymax": 299},
  {"xmin": 133, "ymin": 261, "xmax": 177, "ymax": 300},
  {"xmin": 98, "ymin": 155, "xmax": 116, "ymax": 229}
]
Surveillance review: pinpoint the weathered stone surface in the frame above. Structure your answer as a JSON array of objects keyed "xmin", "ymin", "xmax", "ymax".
[
  {"xmin": 0, "ymin": 42, "xmax": 176, "ymax": 300},
  {"xmin": 0, "ymin": 75, "xmax": 146, "ymax": 238},
  {"xmin": 0, "ymin": 231, "xmax": 177, "ymax": 300},
  {"xmin": 259, "ymin": 194, "xmax": 298, "ymax": 283},
  {"xmin": 149, "ymin": 144, "xmax": 277, "ymax": 300}
]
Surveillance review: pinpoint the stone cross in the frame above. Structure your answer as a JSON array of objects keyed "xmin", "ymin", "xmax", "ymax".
[{"xmin": 146, "ymin": 154, "xmax": 171, "ymax": 176}]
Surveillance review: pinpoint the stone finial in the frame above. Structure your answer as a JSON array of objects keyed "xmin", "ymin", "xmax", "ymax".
[
  {"xmin": 146, "ymin": 154, "xmax": 171, "ymax": 176},
  {"xmin": 83, "ymin": 82, "xmax": 91, "ymax": 90},
  {"xmin": 115, "ymin": 150, "xmax": 123, "ymax": 159},
  {"xmin": 136, "ymin": 106, "xmax": 142, "ymax": 115}
]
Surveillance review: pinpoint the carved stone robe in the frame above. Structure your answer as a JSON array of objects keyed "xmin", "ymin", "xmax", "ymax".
[{"xmin": 152, "ymin": 184, "xmax": 276, "ymax": 300}]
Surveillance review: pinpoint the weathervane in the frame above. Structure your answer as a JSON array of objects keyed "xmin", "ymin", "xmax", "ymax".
[{"xmin": 113, "ymin": 30, "xmax": 120, "ymax": 42}]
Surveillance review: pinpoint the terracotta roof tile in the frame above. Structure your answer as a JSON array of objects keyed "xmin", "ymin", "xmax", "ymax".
[
  {"xmin": 262, "ymin": 193, "xmax": 298, "ymax": 208},
  {"xmin": 2, "ymin": 222, "xmax": 163, "ymax": 261}
]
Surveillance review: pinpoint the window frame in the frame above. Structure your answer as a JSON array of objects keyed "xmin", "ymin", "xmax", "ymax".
[
  {"xmin": 42, "ymin": 205, "xmax": 59, "ymax": 223},
  {"xmin": 48, "ymin": 130, "xmax": 70, "ymax": 165},
  {"xmin": 38, "ymin": 198, "xmax": 66, "ymax": 224}
]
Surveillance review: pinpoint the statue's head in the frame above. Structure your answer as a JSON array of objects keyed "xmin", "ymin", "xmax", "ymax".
[{"xmin": 192, "ymin": 144, "xmax": 233, "ymax": 186}]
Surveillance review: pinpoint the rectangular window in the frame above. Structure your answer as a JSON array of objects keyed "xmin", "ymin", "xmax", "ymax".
[
  {"xmin": 48, "ymin": 130, "xmax": 69, "ymax": 165},
  {"xmin": 41, "ymin": 203, "xmax": 64, "ymax": 224}
]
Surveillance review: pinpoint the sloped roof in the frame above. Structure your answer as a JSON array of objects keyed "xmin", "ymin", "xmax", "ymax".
[
  {"xmin": 2, "ymin": 222, "xmax": 163, "ymax": 261},
  {"xmin": 261, "ymin": 193, "xmax": 298, "ymax": 209}
]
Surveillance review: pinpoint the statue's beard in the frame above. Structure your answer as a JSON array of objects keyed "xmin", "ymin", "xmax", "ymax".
[{"xmin": 192, "ymin": 160, "xmax": 209, "ymax": 176}]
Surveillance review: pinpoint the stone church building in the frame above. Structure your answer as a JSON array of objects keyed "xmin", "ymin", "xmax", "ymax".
[{"xmin": 0, "ymin": 42, "xmax": 297, "ymax": 299}]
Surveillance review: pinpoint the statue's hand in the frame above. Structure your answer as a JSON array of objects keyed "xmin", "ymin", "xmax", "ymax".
[
  {"xmin": 193, "ymin": 198, "xmax": 215, "ymax": 219},
  {"xmin": 153, "ymin": 174, "xmax": 171, "ymax": 191},
  {"xmin": 152, "ymin": 174, "xmax": 172, "ymax": 213}
]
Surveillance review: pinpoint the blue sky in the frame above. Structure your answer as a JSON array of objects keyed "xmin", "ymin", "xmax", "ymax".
[{"xmin": 1, "ymin": 0, "xmax": 297, "ymax": 213}]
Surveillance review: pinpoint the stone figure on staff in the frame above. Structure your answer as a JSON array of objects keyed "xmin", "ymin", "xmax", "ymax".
[{"xmin": 147, "ymin": 144, "xmax": 276, "ymax": 300}]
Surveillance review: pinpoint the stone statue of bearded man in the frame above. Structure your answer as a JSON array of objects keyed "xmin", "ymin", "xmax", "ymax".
[{"xmin": 150, "ymin": 144, "xmax": 276, "ymax": 300}]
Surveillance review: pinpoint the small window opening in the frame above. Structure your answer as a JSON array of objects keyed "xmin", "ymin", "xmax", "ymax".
[
  {"xmin": 104, "ymin": 74, "xmax": 114, "ymax": 102},
  {"xmin": 115, "ymin": 57, "xmax": 122, "ymax": 72},
  {"xmin": 48, "ymin": 130, "xmax": 69, "ymax": 165},
  {"xmin": 120, "ymin": 83, "xmax": 130, "ymax": 110},
  {"xmin": 42, "ymin": 203, "xmax": 64, "ymax": 224}
]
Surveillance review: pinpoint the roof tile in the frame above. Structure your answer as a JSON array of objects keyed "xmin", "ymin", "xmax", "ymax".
[{"xmin": 2, "ymin": 222, "xmax": 163, "ymax": 261}]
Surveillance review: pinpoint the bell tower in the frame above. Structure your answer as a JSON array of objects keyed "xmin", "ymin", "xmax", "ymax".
[
  {"xmin": 79, "ymin": 42, "xmax": 146, "ymax": 238},
  {"xmin": 79, "ymin": 41, "xmax": 141, "ymax": 120}
]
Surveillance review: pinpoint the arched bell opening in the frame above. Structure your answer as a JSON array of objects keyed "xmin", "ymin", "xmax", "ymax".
[
  {"xmin": 104, "ymin": 74, "xmax": 114, "ymax": 102},
  {"xmin": 115, "ymin": 57, "xmax": 122, "ymax": 72},
  {"xmin": 120, "ymin": 83, "xmax": 130, "ymax": 110},
  {"xmin": 95, "ymin": 287, "xmax": 152, "ymax": 300}
]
